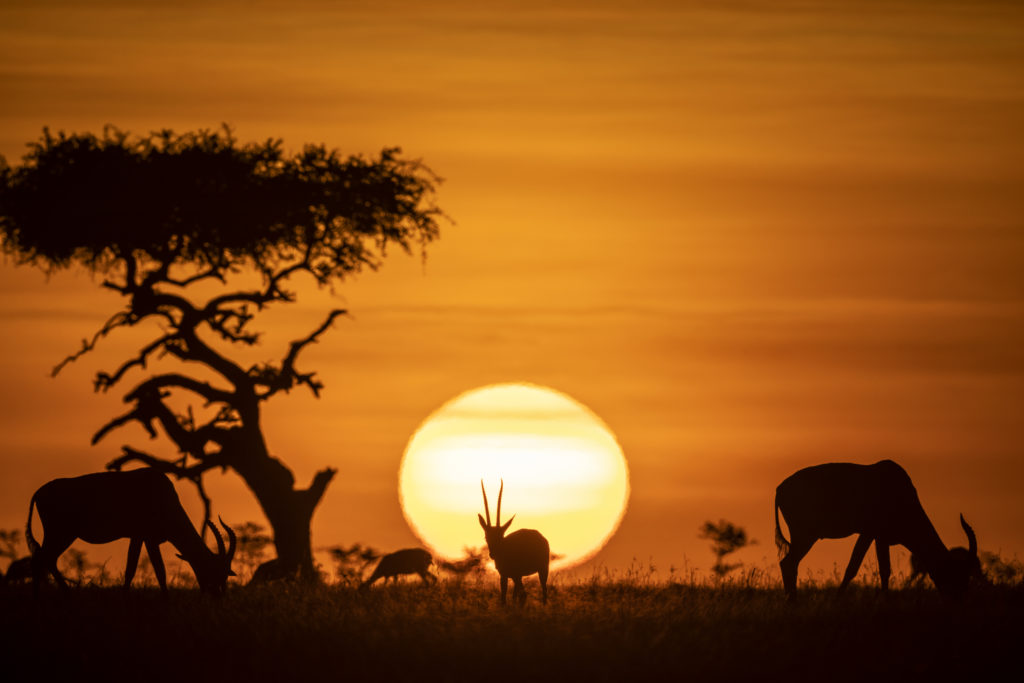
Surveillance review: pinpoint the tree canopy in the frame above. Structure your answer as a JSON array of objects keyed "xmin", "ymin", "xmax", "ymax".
[
  {"xmin": 0, "ymin": 126, "xmax": 445, "ymax": 580},
  {"xmin": 0, "ymin": 125, "xmax": 441, "ymax": 281}
]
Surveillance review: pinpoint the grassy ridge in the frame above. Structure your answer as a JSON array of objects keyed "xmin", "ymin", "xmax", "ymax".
[{"xmin": 3, "ymin": 577, "xmax": 1021, "ymax": 682}]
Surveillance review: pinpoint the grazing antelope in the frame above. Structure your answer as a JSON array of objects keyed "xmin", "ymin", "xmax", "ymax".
[
  {"xmin": 360, "ymin": 548, "xmax": 436, "ymax": 589},
  {"xmin": 774, "ymin": 460, "xmax": 980, "ymax": 599},
  {"xmin": 3, "ymin": 556, "xmax": 33, "ymax": 584},
  {"xmin": 907, "ymin": 546, "xmax": 984, "ymax": 588},
  {"xmin": 26, "ymin": 469, "xmax": 237, "ymax": 596},
  {"xmin": 478, "ymin": 480, "xmax": 550, "ymax": 606},
  {"xmin": 249, "ymin": 558, "xmax": 294, "ymax": 585}
]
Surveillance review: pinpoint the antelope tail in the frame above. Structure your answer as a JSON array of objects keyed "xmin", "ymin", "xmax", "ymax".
[
  {"xmin": 25, "ymin": 491, "xmax": 41, "ymax": 556},
  {"xmin": 774, "ymin": 495, "xmax": 790, "ymax": 558}
]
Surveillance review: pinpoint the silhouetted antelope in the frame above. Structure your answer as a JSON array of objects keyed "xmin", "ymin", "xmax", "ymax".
[
  {"xmin": 774, "ymin": 460, "xmax": 980, "ymax": 599},
  {"xmin": 26, "ymin": 469, "xmax": 237, "ymax": 597},
  {"xmin": 907, "ymin": 545, "xmax": 984, "ymax": 588},
  {"xmin": 360, "ymin": 548, "xmax": 436, "ymax": 589},
  {"xmin": 249, "ymin": 558, "xmax": 294, "ymax": 585},
  {"xmin": 478, "ymin": 480, "xmax": 549, "ymax": 606},
  {"xmin": 3, "ymin": 556, "xmax": 32, "ymax": 584}
]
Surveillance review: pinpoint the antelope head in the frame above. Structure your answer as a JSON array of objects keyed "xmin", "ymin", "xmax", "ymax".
[
  {"xmin": 938, "ymin": 514, "xmax": 983, "ymax": 596},
  {"xmin": 478, "ymin": 479, "xmax": 515, "ymax": 555},
  {"xmin": 180, "ymin": 516, "xmax": 238, "ymax": 595}
]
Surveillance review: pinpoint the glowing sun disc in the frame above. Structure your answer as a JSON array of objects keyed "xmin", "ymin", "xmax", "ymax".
[{"xmin": 399, "ymin": 383, "xmax": 630, "ymax": 570}]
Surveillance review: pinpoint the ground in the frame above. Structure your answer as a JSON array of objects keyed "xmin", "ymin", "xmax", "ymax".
[{"xmin": 3, "ymin": 573, "xmax": 1019, "ymax": 682}]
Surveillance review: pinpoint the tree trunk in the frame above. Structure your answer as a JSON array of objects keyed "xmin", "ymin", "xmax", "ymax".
[{"xmin": 231, "ymin": 438, "xmax": 335, "ymax": 581}]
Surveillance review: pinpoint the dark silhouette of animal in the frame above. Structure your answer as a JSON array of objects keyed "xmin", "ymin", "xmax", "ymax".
[
  {"xmin": 774, "ymin": 460, "xmax": 980, "ymax": 599},
  {"xmin": 907, "ymin": 546, "xmax": 984, "ymax": 587},
  {"xmin": 26, "ymin": 469, "xmax": 237, "ymax": 596},
  {"xmin": 248, "ymin": 558, "xmax": 296, "ymax": 585},
  {"xmin": 3, "ymin": 556, "xmax": 33, "ymax": 584},
  {"xmin": 360, "ymin": 548, "xmax": 436, "ymax": 588},
  {"xmin": 478, "ymin": 479, "xmax": 550, "ymax": 606}
]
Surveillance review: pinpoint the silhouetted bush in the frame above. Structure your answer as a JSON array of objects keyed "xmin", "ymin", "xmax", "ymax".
[
  {"xmin": 699, "ymin": 519, "xmax": 756, "ymax": 577},
  {"xmin": 326, "ymin": 543, "xmax": 380, "ymax": 586},
  {"xmin": 981, "ymin": 550, "xmax": 1024, "ymax": 585}
]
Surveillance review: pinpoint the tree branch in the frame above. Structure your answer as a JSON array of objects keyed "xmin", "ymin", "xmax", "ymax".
[
  {"xmin": 162, "ymin": 266, "xmax": 226, "ymax": 288},
  {"xmin": 92, "ymin": 385, "xmax": 232, "ymax": 464},
  {"xmin": 91, "ymin": 405, "xmax": 159, "ymax": 445},
  {"xmin": 93, "ymin": 333, "xmax": 178, "ymax": 392},
  {"xmin": 105, "ymin": 446, "xmax": 226, "ymax": 479},
  {"xmin": 254, "ymin": 308, "xmax": 346, "ymax": 400},
  {"xmin": 299, "ymin": 467, "xmax": 337, "ymax": 515},
  {"xmin": 125, "ymin": 373, "xmax": 236, "ymax": 406},
  {"xmin": 52, "ymin": 310, "xmax": 133, "ymax": 377}
]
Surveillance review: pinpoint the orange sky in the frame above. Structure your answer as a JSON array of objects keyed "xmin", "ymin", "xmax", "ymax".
[{"xmin": 1, "ymin": 0, "xmax": 1022, "ymax": 579}]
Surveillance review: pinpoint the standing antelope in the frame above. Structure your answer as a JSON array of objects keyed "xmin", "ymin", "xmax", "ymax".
[
  {"xmin": 360, "ymin": 548, "xmax": 436, "ymax": 589},
  {"xmin": 26, "ymin": 469, "xmax": 237, "ymax": 596},
  {"xmin": 774, "ymin": 460, "xmax": 980, "ymax": 599},
  {"xmin": 478, "ymin": 479, "xmax": 550, "ymax": 606}
]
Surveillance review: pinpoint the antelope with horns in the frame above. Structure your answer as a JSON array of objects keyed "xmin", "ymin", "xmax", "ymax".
[
  {"xmin": 907, "ymin": 546, "xmax": 985, "ymax": 588},
  {"xmin": 360, "ymin": 548, "xmax": 436, "ymax": 589},
  {"xmin": 26, "ymin": 469, "xmax": 237, "ymax": 596},
  {"xmin": 774, "ymin": 460, "xmax": 980, "ymax": 599},
  {"xmin": 478, "ymin": 479, "xmax": 550, "ymax": 606}
]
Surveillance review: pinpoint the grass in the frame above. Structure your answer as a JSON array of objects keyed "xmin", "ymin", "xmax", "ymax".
[{"xmin": 3, "ymin": 571, "xmax": 1021, "ymax": 682}]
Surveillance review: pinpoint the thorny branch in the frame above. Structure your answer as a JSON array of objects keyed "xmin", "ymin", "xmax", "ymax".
[
  {"xmin": 51, "ymin": 310, "xmax": 132, "ymax": 378},
  {"xmin": 254, "ymin": 308, "xmax": 346, "ymax": 400}
]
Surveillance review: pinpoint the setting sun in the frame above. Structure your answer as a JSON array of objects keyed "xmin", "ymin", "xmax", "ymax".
[{"xmin": 398, "ymin": 383, "xmax": 629, "ymax": 570}]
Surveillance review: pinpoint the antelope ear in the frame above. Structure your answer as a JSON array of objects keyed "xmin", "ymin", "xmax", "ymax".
[
  {"xmin": 478, "ymin": 514, "xmax": 487, "ymax": 529},
  {"xmin": 500, "ymin": 516, "xmax": 514, "ymax": 532}
]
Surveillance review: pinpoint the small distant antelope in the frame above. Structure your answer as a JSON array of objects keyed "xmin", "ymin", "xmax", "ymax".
[
  {"xmin": 26, "ymin": 469, "xmax": 237, "ymax": 596},
  {"xmin": 249, "ymin": 558, "xmax": 295, "ymax": 586},
  {"xmin": 775, "ymin": 460, "xmax": 980, "ymax": 599},
  {"xmin": 360, "ymin": 548, "xmax": 436, "ymax": 588},
  {"xmin": 3, "ymin": 556, "xmax": 33, "ymax": 584},
  {"xmin": 478, "ymin": 479, "xmax": 550, "ymax": 606}
]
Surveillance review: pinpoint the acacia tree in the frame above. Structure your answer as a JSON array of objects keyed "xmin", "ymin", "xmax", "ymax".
[{"xmin": 0, "ymin": 126, "xmax": 443, "ymax": 580}]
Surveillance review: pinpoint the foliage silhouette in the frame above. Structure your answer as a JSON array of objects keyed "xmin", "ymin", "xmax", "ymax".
[
  {"xmin": 0, "ymin": 529, "xmax": 22, "ymax": 565},
  {"xmin": 436, "ymin": 546, "xmax": 486, "ymax": 579},
  {"xmin": 0, "ymin": 125, "xmax": 444, "ymax": 581},
  {"xmin": 698, "ymin": 519, "xmax": 755, "ymax": 578},
  {"xmin": 327, "ymin": 542, "xmax": 380, "ymax": 586},
  {"xmin": 233, "ymin": 521, "xmax": 273, "ymax": 582},
  {"xmin": 980, "ymin": 550, "xmax": 1023, "ymax": 585}
]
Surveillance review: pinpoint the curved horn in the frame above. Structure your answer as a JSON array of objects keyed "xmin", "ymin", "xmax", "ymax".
[
  {"xmin": 219, "ymin": 516, "xmax": 238, "ymax": 563},
  {"xmin": 497, "ymin": 478, "xmax": 504, "ymax": 527},
  {"xmin": 208, "ymin": 519, "xmax": 226, "ymax": 556},
  {"xmin": 480, "ymin": 479, "xmax": 491, "ymax": 526},
  {"xmin": 960, "ymin": 514, "xmax": 977, "ymax": 557}
]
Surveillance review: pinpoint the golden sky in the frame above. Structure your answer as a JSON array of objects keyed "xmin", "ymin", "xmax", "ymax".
[{"xmin": 1, "ymin": 0, "xmax": 1022, "ymax": 577}]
